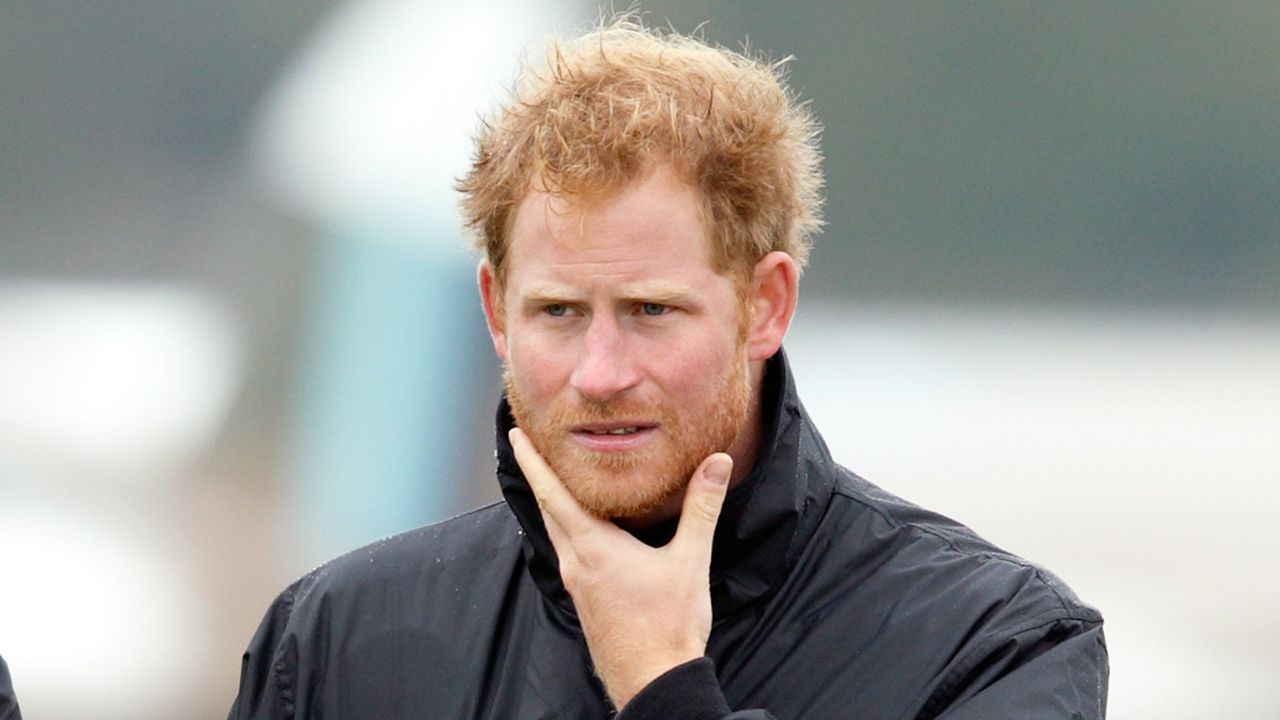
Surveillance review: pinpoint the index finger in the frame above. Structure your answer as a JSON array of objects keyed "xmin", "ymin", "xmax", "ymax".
[{"xmin": 508, "ymin": 427, "xmax": 601, "ymax": 539}]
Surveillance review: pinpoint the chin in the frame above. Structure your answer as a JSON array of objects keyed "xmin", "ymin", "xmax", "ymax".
[{"xmin": 558, "ymin": 460, "xmax": 688, "ymax": 523}]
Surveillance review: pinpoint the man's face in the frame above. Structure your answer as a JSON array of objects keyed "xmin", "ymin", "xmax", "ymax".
[{"xmin": 487, "ymin": 166, "xmax": 753, "ymax": 524}]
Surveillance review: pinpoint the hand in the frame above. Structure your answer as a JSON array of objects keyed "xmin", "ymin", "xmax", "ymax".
[{"xmin": 509, "ymin": 428, "xmax": 733, "ymax": 710}]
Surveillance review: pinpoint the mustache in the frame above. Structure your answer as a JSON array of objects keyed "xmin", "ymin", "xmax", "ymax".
[{"xmin": 545, "ymin": 398, "xmax": 671, "ymax": 430}]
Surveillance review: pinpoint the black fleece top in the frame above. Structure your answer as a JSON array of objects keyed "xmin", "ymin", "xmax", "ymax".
[{"xmin": 230, "ymin": 350, "xmax": 1108, "ymax": 719}]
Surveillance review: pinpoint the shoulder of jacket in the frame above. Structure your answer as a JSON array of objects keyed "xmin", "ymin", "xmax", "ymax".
[
  {"xmin": 826, "ymin": 467, "xmax": 1101, "ymax": 625},
  {"xmin": 232, "ymin": 502, "xmax": 525, "ymax": 717},
  {"xmin": 279, "ymin": 501, "xmax": 521, "ymax": 613}
]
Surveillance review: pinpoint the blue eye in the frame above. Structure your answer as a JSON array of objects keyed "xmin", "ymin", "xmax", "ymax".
[
  {"xmin": 545, "ymin": 304, "xmax": 568, "ymax": 317},
  {"xmin": 641, "ymin": 302, "xmax": 667, "ymax": 316}
]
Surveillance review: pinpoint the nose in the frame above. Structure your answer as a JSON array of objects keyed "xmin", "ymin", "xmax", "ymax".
[{"xmin": 570, "ymin": 313, "xmax": 641, "ymax": 402}]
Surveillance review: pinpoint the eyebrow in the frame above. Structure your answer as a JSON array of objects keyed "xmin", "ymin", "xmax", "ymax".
[
  {"xmin": 519, "ymin": 281, "xmax": 581, "ymax": 303},
  {"xmin": 519, "ymin": 280, "xmax": 698, "ymax": 306}
]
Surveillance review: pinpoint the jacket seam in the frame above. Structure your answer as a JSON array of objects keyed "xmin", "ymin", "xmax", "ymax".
[
  {"xmin": 829, "ymin": 484, "xmax": 1097, "ymax": 620},
  {"xmin": 270, "ymin": 589, "xmax": 298, "ymax": 720},
  {"xmin": 909, "ymin": 613, "xmax": 1102, "ymax": 720}
]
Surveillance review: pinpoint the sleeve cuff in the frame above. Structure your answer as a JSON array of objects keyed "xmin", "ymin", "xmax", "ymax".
[{"xmin": 616, "ymin": 657, "xmax": 731, "ymax": 720}]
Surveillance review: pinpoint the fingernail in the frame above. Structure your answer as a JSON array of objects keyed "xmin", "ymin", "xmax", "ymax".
[
  {"xmin": 706, "ymin": 455, "xmax": 732, "ymax": 485},
  {"xmin": 508, "ymin": 428, "xmax": 520, "ymax": 445}
]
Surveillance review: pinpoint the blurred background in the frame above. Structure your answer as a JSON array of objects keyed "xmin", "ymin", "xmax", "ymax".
[{"xmin": 1, "ymin": 1, "xmax": 1276, "ymax": 718}]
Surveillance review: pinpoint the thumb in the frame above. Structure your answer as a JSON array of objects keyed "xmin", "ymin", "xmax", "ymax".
[{"xmin": 672, "ymin": 453, "xmax": 733, "ymax": 559}]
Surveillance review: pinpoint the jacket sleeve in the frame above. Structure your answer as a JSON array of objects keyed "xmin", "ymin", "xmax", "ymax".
[
  {"xmin": 618, "ymin": 617, "xmax": 1107, "ymax": 720},
  {"xmin": 931, "ymin": 617, "xmax": 1109, "ymax": 720},
  {"xmin": 616, "ymin": 658, "xmax": 775, "ymax": 720},
  {"xmin": 227, "ymin": 588, "xmax": 301, "ymax": 720},
  {"xmin": 0, "ymin": 655, "xmax": 23, "ymax": 720}
]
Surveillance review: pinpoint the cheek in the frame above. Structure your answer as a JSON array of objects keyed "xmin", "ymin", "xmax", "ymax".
[
  {"xmin": 506, "ymin": 333, "xmax": 571, "ymax": 399},
  {"xmin": 645, "ymin": 331, "xmax": 738, "ymax": 397}
]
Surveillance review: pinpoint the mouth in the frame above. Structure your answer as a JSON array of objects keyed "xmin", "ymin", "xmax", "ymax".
[
  {"xmin": 584, "ymin": 426, "xmax": 642, "ymax": 436},
  {"xmin": 569, "ymin": 422, "xmax": 658, "ymax": 451}
]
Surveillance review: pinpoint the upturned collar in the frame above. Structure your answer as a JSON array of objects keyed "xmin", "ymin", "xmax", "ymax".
[{"xmin": 494, "ymin": 349, "xmax": 838, "ymax": 619}]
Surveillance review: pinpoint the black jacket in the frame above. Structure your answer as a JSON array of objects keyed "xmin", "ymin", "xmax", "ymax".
[
  {"xmin": 0, "ymin": 655, "xmax": 22, "ymax": 720},
  {"xmin": 230, "ymin": 352, "xmax": 1108, "ymax": 719}
]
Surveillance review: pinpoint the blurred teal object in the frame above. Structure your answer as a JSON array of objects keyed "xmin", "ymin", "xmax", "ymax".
[{"xmin": 289, "ymin": 224, "xmax": 485, "ymax": 562}]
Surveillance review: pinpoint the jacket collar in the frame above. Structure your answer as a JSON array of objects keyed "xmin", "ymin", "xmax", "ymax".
[{"xmin": 494, "ymin": 349, "xmax": 838, "ymax": 618}]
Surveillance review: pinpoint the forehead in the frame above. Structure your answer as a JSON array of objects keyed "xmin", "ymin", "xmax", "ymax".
[{"xmin": 505, "ymin": 167, "xmax": 717, "ymax": 288}]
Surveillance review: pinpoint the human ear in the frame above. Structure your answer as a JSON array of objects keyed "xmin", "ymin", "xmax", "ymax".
[
  {"xmin": 745, "ymin": 251, "xmax": 799, "ymax": 361},
  {"xmin": 477, "ymin": 260, "xmax": 509, "ymax": 360}
]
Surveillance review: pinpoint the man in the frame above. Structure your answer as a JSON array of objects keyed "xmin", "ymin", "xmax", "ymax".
[{"xmin": 231, "ymin": 20, "xmax": 1108, "ymax": 719}]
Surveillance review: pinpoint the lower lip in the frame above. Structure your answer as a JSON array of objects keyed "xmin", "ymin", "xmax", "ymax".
[{"xmin": 570, "ymin": 426, "xmax": 657, "ymax": 452}]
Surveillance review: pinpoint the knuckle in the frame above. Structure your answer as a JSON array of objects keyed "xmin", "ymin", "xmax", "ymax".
[
  {"xmin": 574, "ymin": 544, "xmax": 603, "ymax": 570},
  {"xmin": 558, "ymin": 556, "xmax": 581, "ymax": 585},
  {"xmin": 691, "ymin": 492, "xmax": 723, "ymax": 522}
]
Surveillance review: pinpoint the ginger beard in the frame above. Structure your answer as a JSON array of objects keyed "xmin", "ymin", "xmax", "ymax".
[{"xmin": 505, "ymin": 329, "xmax": 752, "ymax": 522}]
